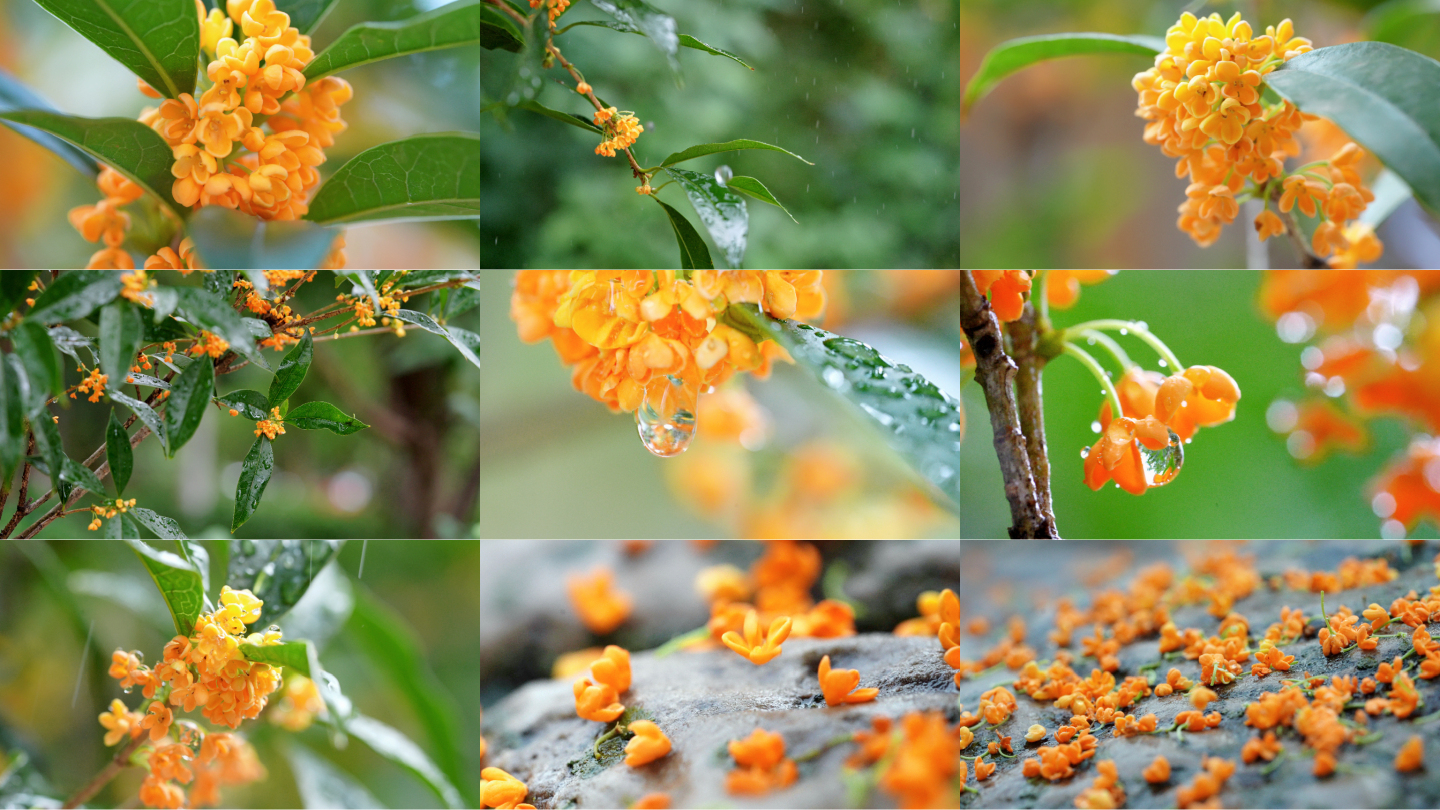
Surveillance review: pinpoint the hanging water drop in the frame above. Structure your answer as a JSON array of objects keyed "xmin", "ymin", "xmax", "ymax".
[
  {"xmin": 1091, "ymin": 421, "xmax": 1101, "ymax": 433},
  {"xmin": 1119, "ymin": 328, "xmax": 1128, "ymax": 335},
  {"xmin": 715, "ymin": 165, "xmax": 732, "ymax": 187},
  {"xmin": 636, "ymin": 376, "xmax": 698, "ymax": 457},
  {"xmin": 1138, "ymin": 428, "xmax": 1184, "ymax": 487}
]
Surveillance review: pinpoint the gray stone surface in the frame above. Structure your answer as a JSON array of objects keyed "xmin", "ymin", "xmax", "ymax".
[{"xmin": 482, "ymin": 634, "xmax": 958, "ymax": 809}]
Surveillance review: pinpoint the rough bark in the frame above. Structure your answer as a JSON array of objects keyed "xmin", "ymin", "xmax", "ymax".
[{"xmin": 1007, "ymin": 302, "xmax": 1058, "ymax": 536}]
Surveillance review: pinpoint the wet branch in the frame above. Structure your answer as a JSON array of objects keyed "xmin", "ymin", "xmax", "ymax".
[{"xmin": 1007, "ymin": 301, "xmax": 1057, "ymax": 534}]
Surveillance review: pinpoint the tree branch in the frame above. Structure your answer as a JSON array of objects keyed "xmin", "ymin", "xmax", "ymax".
[
  {"xmin": 62, "ymin": 734, "xmax": 146, "ymax": 809},
  {"xmin": 960, "ymin": 272, "xmax": 1054, "ymax": 538},
  {"xmin": 1007, "ymin": 301, "xmax": 1058, "ymax": 536}
]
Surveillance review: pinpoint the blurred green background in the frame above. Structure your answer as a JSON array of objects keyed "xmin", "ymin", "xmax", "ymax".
[
  {"xmin": 17, "ymin": 274, "xmax": 479, "ymax": 540},
  {"xmin": 960, "ymin": 270, "xmax": 1439, "ymax": 538},
  {"xmin": 481, "ymin": 271, "xmax": 962, "ymax": 538},
  {"xmin": 0, "ymin": 539, "xmax": 479, "ymax": 809},
  {"xmin": 960, "ymin": 0, "xmax": 1440, "ymax": 269},
  {"xmin": 0, "ymin": 0, "xmax": 481, "ymax": 268},
  {"xmin": 481, "ymin": 0, "xmax": 959, "ymax": 268}
]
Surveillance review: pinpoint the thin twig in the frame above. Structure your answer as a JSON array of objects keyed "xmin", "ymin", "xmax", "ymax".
[
  {"xmin": 960, "ymin": 272, "xmax": 1052, "ymax": 539},
  {"xmin": 1007, "ymin": 301, "xmax": 1057, "ymax": 535},
  {"xmin": 63, "ymin": 734, "xmax": 146, "ymax": 809},
  {"xmin": 0, "ymin": 433, "xmax": 35, "ymax": 538}
]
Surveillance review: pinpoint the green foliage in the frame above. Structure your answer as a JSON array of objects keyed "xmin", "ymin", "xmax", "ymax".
[
  {"xmin": 725, "ymin": 175, "xmax": 796, "ymax": 223},
  {"xmin": 346, "ymin": 714, "xmax": 466, "ymax": 809},
  {"xmin": 99, "ymin": 300, "xmax": 144, "ymax": 387},
  {"xmin": 0, "ymin": 112, "xmax": 185, "ymax": 218},
  {"xmin": 0, "ymin": 358, "xmax": 23, "ymax": 482},
  {"xmin": 304, "ymin": 0, "xmax": 481, "ymax": 82},
  {"xmin": 226, "ymin": 539, "xmax": 343, "ymax": 626},
  {"xmin": 658, "ymin": 138, "xmax": 814, "ymax": 169},
  {"xmin": 217, "ymin": 389, "xmax": 272, "ymax": 421},
  {"xmin": 516, "ymin": 99, "xmax": 603, "ymax": 134},
  {"xmin": 557, "ymin": 20, "xmax": 754, "ymax": 71},
  {"xmin": 1364, "ymin": 0, "xmax": 1440, "ymax": 59},
  {"xmin": 283, "ymin": 401, "xmax": 369, "ymax": 435},
  {"xmin": 0, "ymin": 751, "xmax": 61, "ymax": 809},
  {"xmin": 590, "ymin": 0, "xmax": 681, "ymax": 81},
  {"xmin": 61, "ymin": 455, "xmax": 106, "ymax": 495},
  {"xmin": 267, "ymin": 330, "xmax": 312, "ymax": 409},
  {"xmin": 662, "ymin": 166, "xmax": 748, "ymax": 267},
  {"xmin": 0, "ymin": 70, "xmax": 99, "ymax": 177},
  {"xmin": 105, "ymin": 512, "xmax": 142, "ymax": 538},
  {"xmin": 391, "ymin": 309, "xmax": 481, "ymax": 369},
  {"xmin": 728, "ymin": 304, "xmax": 961, "ymax": 512},
  {"xmin": 1266, "ymin": 41, "xmax": 1440, "ymax": 216},
  {"xmin": 232, "ymin": 435, "xmax": 274, "ymax": 532},
  {"xmin": 163, "ymin": 350, "xmax": 215, "ymax": 458},
  {"xmin": 107, "ymin": 408, "xmax": 133, "ymax": 494},
  {"xmin": 126, "ymin": 538, "xmax": 206, "ymax": 634},
  {"xmin": 305, "ymin": 133, "xmax": 481, "ymax": 225},
  {"xmin": 187, "ymin": 207, "xmax": 339, "ymax": 273},
  {"xmin": 108, "ymin": 387, "xmax": 167, "ymax": 455},
  {"xmin": 28, "ymin": 0, "xmax": 199, "ymax": 99},
  {"xmin": 239, "ymin": 639, "xmax": 314, "ymax": 672},
  {"xmin": 275, "ymin": 0, "xmax": 341, "ymax": 36},
  {"xmin": 175, "ymin": 286, "xmax": 272, "ymax": 371},
  {"xmin": 482, "ymin": 4, "xmax": 524, "ymax": 53},
  {"xmin": 29, "ymin": 406, "xmax": 68, "ymax": 503},
  {"xmin": 651, "ymin": 197, "xmax": 712, "ymax": 268},
  {"xmin": 25, "ymin": 270, "xmax": 123, "ymax": 325},
  {"xmin": 961, "ymin": 32, "xmax": 1164, "ymax": 116},
  {"xmin": 10, "ymin": 322, "xmax": 63, "ymax": 404},
  {"xmin": 131, "ymin": 507, "xmax": 190, "ymax": 539}
]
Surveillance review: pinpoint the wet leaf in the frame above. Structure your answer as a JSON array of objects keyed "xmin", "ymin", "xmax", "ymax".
[
  {"xmin": 122, "ymin": 373, "xmax": 170, "ymax": 390},
  {"xmin": 591, "ymin": 0, "xmax": 680, "ymax": 81},
  {"xmin": 275, "ymin": 0, "xmax": 340, "ymax": 35},
  {"xmin": 163, "ymin": 349, "xmax": 214, "ymax": 458},
  {"xmin": 217, "ymin": 389, "xmax": 271, "ymax": 421},
  {"xmin": 25, "ymin": 270, "xmax": 124, "ymax": 325},
  {"xmin": 727, "ymin": 304, "xmax": 961, "ymax": 512},
  {"xmin": 724, "ymin": 175, "xmax": 797, "ymax": 223},
  {"xmin": 287, "ymin": 742, "xmax": 384, "ymax": 810},
  {"xmin": 61, "ymin": 456, "xmax": 105, "ymax": 495},
  {"xmin": 29, "ymin": 0, "xmax": 198, "ymax": 99},
  {"xmin": 0, "ymin": 69, "xmax": 98, "ymax": 177},
  {"xmin": 125, "ymin": 538, "xmax": 205, "ymax": 635},
  {"xmin": 11, "ymin": 321, "xmax": 64, "ymax": 404},
  {"xmin": 516, "ymin": 99, "xmax": 603, "ymax": 134},
  {"xmin": 304, "ymin": 0, "xmax": 480, "ymax": 82},
  {"xmin": 391, "ymin": 310, "xmax": 481, "ymax": 369},
  {"xmin": 99, "ymin": 300, "xmax": 144, "ymax": 386},
  {"xmin": 187, "ymin": 206, "xmax": 338, "ymax": 271},
  {"xmin": 226, "ymin": 540, "xmax": 344, "ymax": 626},
  {"xmin": 232, "ymin": 434, "xmax": 273, "ymax": 532},
  {"xmin": 0, "ymin": 112, "xmax": 186, "ymax": 218},
  {"xmin": 49, "ymin": 326, "xmax": 96, "ymax": 367},
  {"xmin": 6, "ymin": 354, "xmax": 42, "ymax": 425},
  {"xmin": 658, "ymin": 138, "xmax": 814, "ymax": 168},
  {"xmin": 108, "ymin": 388, "xmax": 167, "ymax": 455},
  {"xmin": 107, "ymin": 408, "xmax": 133, "ymax": 495},
  {"xmin": 28, "ymin": 412, "xmax": 69, "ymax": 503},
  {"xmin": 651, "ymin": 197, "xmax": 713, "ymax": 269},
  {"xmin": 1267, "ymin": 42, "xmax": 1440, "ymax": 215},
  {"xmin": 283, "ymin": 401, "xmax": 368, "ymax": 435},
  {"xmin": 663, "ymin": 166, "xmax": 748, "ymax": 268},
  {"xmin": 130, "ymin": 507, "xmax": 189, "ymax": 540},
  {"xmin": 0, "ymin": 270, "xmax": 38, "ymax": 319},
  {"xmin": 556, "ymin": 20, "xmax": 752, "ymax": 70},
  {"xmin": 962, "ymin": 32, "xmax": 1164, "ymax": 116},
  {"xmin": 267, "ymin": 329, "xmax": 312, "ymax": 409},
  {"xmin": 175, "ymin": 286, "xmax": 270, "ymax": 371},
  {"xmin": 305, "ymin": 133, "xmax": 480, "ymax": 225},
  {"xmin": 482, "ymin": 4, "xmax": 523, "ymax": 52},
  {"xmin": 104, "ymin": 513, "xmax": 142, "ymax": 539},
  {"xmin": 240, "ymin": 639, "xmax": 314, "ymax": 674},
  {"xmin": 347, "ymin": 714, "xmax": 465, "ymax": 809},
  {"xmin": 0, "ymin": 751, "xmax": 63, "ymax": 809},
  {"xmin": 0, "ymin": 356, "xmax": 23, "ymax": 482}
]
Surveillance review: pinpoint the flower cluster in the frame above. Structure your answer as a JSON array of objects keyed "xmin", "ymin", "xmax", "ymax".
[
  {"xmin": 254, "ymin": 407, "xmax": 286, "ymax": 440},
  {"xmin": 67, "ymin": 167, "xmax": 142, "ymax": 268},
  {"xmin": 528, "ymin": 0, "xmax": 570, "ymax": 26},
  {"xmin": 268, "ymin": 675, "xmax": 325, "ymax": 732},
  {"xmin": 572, "ymin": 645, "xmax": 631, "ymax": 723},
  {"xmin": 592, "ymin": 107, "xmax": 643, "ymax": 157},
  {"xmin": 88, "ymin": 498, "xmax": 138, "ymax": 531},
  {"xmin": 73, "ymin": 366, "xmax": 108, "ymax": 403},
  {"xmin": 121, "ymin": 269, "xmax": 158, "ymax": 306},
  {"xmin": 189, "ymin": 330, "xmax": 231, "ymax": 359},
  {"xmin": 725, "ymin": 728, "xmax": 797, "ymax": 796},
  {"xmin": 1132, "ymin": 13, "xmax": 1381, "ymax": 263}
]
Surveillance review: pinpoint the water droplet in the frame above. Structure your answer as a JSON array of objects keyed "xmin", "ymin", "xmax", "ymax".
[
  {"xmin": 859, "ymin": 403, "xmax": 894, "ymax": 426},
  {"xmin": 1091, "ymin": 421, "xmax": 1101, "ymax": 433},
  {"xmin": 1138, "ymin": 428, "xmax": 1184, "ymax": 487},
  {"xmin": 822, "ymin": 367, "xmax": 847, "ymax": 390},
  {"xmin": 122, "ymin": 686, "xmax": 132, "ymax": 694},
  {"xmin": 910, "ymin": 127, "xmax": 915, "ymax": 138},
  {"xmin": 1119, "ymin": 328, "xmax": 1128, "ymax": 335},
  {"xmin": 807, "ymin": 184, "xmax": 810, "ymax": 192},
  {"xmin": 636, "ymin": 376, "xmax": 697, "ymax": 457},
  {"xmin": 1158, "ymin": 359, "xmax": 1167, "ymax": 367},
  {"xmin": 715, "ymin": 165, "xmax": 733, "ymax": 187}
]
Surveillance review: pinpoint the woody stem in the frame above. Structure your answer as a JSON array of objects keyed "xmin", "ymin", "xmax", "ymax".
[
  {"xmin": 1008, "ymin": 302, "xmax": 1055, "ymax": 533},
  {"xmin": 62, "ymin": 734, "xmax": 147, "ymax": 809},
  {"xmin": 1062, "ymin": 343, "xmax": 1124, "ymax": 426}
]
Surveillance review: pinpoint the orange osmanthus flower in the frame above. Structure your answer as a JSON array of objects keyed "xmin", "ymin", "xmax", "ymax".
[
  {"xmin": 1046, "ymin": 270, "xmax": 1116, "ymax": 310},
  {"xmin": 567, "ymin": 567, "xmax": 632, "ymax": 634},
  {"xmin": 624, "ymin": 720, "xmax": 672, "ymax": 767},
  {"xmin": 1397, "ymin": 735, "xmax": 1424, "ymax": 772},
  {"xmin": 631, "ymin": 793, "xmax": 670, "ymax": 809},
  {"xmin": 590, "ymin": 645, "xmax": 631, "ymax": 693},
  {"xmin": 1083, "ymin": 415, "xmax": 1174, "ymax": 495},
  {"xmin": 1155, "ymin": 365, "xmax": 1242, "ymax": 440},
  {"xmin": 721, "ymin": 608, "xmax": 792, "ymax": 665},
  {"xmin": 818, "ymin": 655, "xmax": 878, "ymax": 707},
  {"xmin": 877, "ymin": 711, "xmax": 961, "ymax": 809},
  {"xmin": 726, "ymin": 728, "xmax": 798, "ymax": 796},
  {"xmin": 573, "ymin": 677, "xmax": 625, "ymax": 723},
  {"xmin": 481, "ymin": 767, "xmax": 536, "ymax": 810},
  {"xmin": 98, "ymin": 699, "xmax": 145, "ymax": 746},
  {"xmin": 970, "ymin": 270, "xmax": 1030, "ymax": 322}
]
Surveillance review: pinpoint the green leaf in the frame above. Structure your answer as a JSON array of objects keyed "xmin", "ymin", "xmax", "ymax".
[
  {"xmin": 286, "ymin": 742, "xmax": 385, "ymax": 810},
  {"xmin": 5, "ymin": 354, "xmax": 43, "ymax": 424},
  {"xmin": 961, "ymin": 32, "xmax": 1164, "ymax": 116},
  {"xmin": 107, "ymin": 408, "xmax": 133, "ymax": 495},
  {"xmin": 1266, "ymin": 42, "xmax": 1440, "ymax": 216},
  {"xmin": 203, "ymin": 269, "xmax": 236, "ymax": 298},
  {"xmin": 651, "ymin": 198, "xmax": 713, "ymax": 269},
  {"xmin": 591, "ymin": 0, "xmax": 681, "ymax": 83},
  {"xmin": 226, "ymin": 540, "xmax": 343, "ymax": 626},
  {"xmin": 267, "ymin": 329, "xmax": 312, "ymax": 409},
  {"xmin": 390, "ymin": 310, "xmax": 481, "ymax": 368},
  {"xmin": 104, "ymin": 512, "xmax": 141, "ymax": 539},
  {"xmin": 240, "ymin": 640, "xmax": 313, "ymax": 673},
  {"xmin": 349, "ymin": 589, "xmax": 466, "ymax": 797},
  {"xmin": 516, "ymin": 99, "xmax": 603, "ymax": 134},
  {"xmin": 29, "ymin": 410, "xmax": 68, "ymax": 502},
  {"xmin": 163, "ymin": 349, "xmax": 214, "ymax": 458},
  {"xmin": 130, "ymin": 507, "xmax": 189, "ymax": 540},
  {"xmin": 1360, "ymin": 168, "xmax": 1414, "ymax": 228},
  {"xmin": 347, "ymin": 714, "xmax": 465, "ymax": 809},
  {"xmin": 283, "ymin": 400, "xmax": 368, "ymax": 435},
  {"xmin": 125, "ymin": 538, "xmax": 205, "ymax": 635},
  {"xmin": 11, "ymin": 321, "xmax": 64, "ymax": 404},
  {"xmin": 0, "ymin": 68, "xmax": 98, "ymax": 177},
  {"xmin": 305, "ymin": 133, "xmax": 480, "ymax": 225},
  {"xmin": 175, "ymin": 286, "xmax": 271, "ymax": 371},
  {"xmin": 727, "ymin": 304, "xmax": 961, "ymax": 511},
  {"xmin": 0, "ymin": 111, "xmax": 182, "ymax": 218},
  {"xmin": 187, "ymin": 206, "xmax": 338, "ymax": 271},
  {"xmin": 61, "ymin": 455, "xmax": 105, "ymax": 495},
  {"xmin": 49, "ymin": 326, "xmax": 97, "ymax": 367},
  {"xmin": 556, "ymin": 20, "xmax": 753, "ymax": 70},
  {"xmin": 0, "ymin": 356, "xmax": 22, "ymax": 482},
  {"xmin": 482, "ymin": 3, "xmax": 523, "ymax": 52},
  {"xmin": 658, "ymin": 138, "xmax": 814, "ymax": 168},
  {"xmin": 304, "ymin": 0, "xmax": 481, "ymax": 82},
  {"xmin": 275, "ymin": 0, "xmax": 340, "ymax": 35},
  {"xmin": 678, "ymin": 34, "xmax": 752, "ymax": 70},
  {"xmin": 122, "ymin": 372, "xmax": 170, "ymax": 389},
  {"xmin": 108, "ymin": 387, "xmax": 167, "ymax": 455},
  {"xmin": 28, "ymin": 0, "xmax": 198, "ymax": 99},
  {"xmin": 0, "ymin": 270, "xmax": 39, "ymax": 319},
  {"xmin": 663, "ymin": 167, "xmax": 748, "ymax": 268},
  {"xmin": 232, "ymin": 435, "xmax": 274, "ymax": 532},
  {"xmin": 441, "ymin": 286, "xmax": 480, "ymax": 320},
  {"xmin": 217, "ymin": 389, "xmax": 270, "ymax": 420},
  {"xmin": 99, "ymin": 300, "xmax": 144, "ymax": 387},
  {"xmin": 24, "ymin": 269, "xmax": 124, "ymax": 324},
  {"xmin": 724, "ymin": 175, "xmax": 797, "ymax": 223}
]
